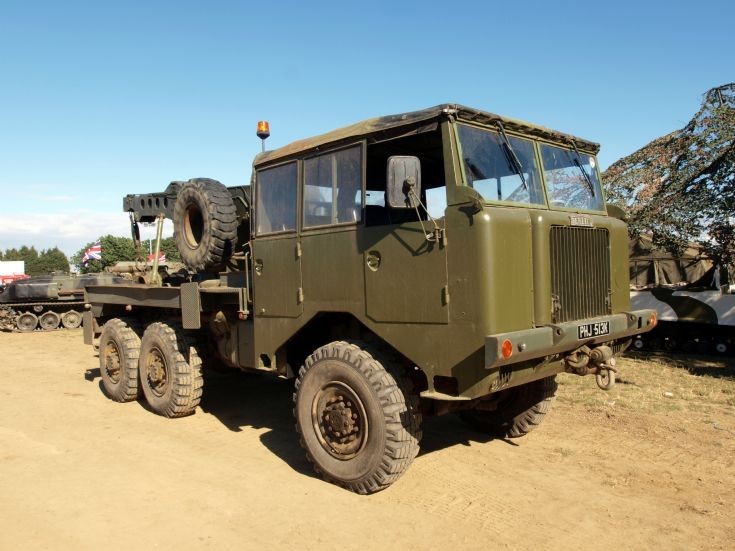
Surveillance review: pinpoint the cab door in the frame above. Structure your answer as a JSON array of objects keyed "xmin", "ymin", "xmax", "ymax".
[
  {"xmin": 251, "ymin": 161, "xmax": 303, "ymax": 318},
  {"xmin": 362, "ymin": 224, "xmax": 448, "ymax": 323}
]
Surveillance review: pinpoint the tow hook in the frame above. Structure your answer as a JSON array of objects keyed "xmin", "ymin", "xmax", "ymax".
[
  {"xmin": 564, "ymin": 344, "xmax": 617, "ymax": 391},
  {"xmin": 591, "ymin": 346, "xmax": 616, "ymax": 390}
]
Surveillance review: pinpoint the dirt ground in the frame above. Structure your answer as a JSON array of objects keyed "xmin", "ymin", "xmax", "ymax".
[{"xmin": 1, "ymin": 330, "xmax": 734, "ymax": 550}]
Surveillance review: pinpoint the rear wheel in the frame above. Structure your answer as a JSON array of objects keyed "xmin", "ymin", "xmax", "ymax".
[
  {"xmin": 16, "ymin": 312, "xmax": 38, "ymax": 332},
  {"xmin": 39, "ymin": 311, "xmax": 60, "ymax": 331},
  {"xmin": 99, "ymin": 318, "xmax": 142, "ymax": 402},
  {"xmin": 138, "ymin": 322, "xmax": 203, "ymax": 418},
  {"xmin": 294, "ymin": 341, "xmax": 422, "ymax": 494},
  {"xmin": 61, "ymin": 310, "xmax": 83, "ymax": 329},
  {"xmin": 460, "ymin": 376, "xmax": 558, "ymax": 438}
]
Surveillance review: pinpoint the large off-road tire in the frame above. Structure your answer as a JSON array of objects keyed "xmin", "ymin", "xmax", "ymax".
[
  {"xmin": 99, "ymin": 318, "xmax": 142, "ymax": 402},
  {"xmin": 173, "ymin": 178, "xmax": 238, "ymax": 272},
  {"xmin": 138, "ymin": 322, "xmax": 203, "ymax": 418},
  {"xmin": 294, "ymin": 341, "xmax": 422, "ymax": 494},
  {"xmin": 461, "ymin": 376, "xmax": 558, "ymax": 438}
]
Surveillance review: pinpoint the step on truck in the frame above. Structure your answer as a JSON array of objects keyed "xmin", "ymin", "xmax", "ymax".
[{"xmin": 84, "ymin": 104, "xmax": 657, "ymax": 494}]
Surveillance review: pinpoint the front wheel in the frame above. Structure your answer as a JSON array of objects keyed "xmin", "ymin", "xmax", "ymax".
[
  {"xmin": 294, "ymin": 341, "xmax": 421, "ymax": 494},
  {"xmin": 460, "ymin": 376, "xmax": 558, "ymax": 438}
]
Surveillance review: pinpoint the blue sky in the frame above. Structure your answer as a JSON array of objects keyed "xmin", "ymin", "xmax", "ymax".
[{"xmin": 0, "ymin": 0, "xmax": 733, "ymax": 257}]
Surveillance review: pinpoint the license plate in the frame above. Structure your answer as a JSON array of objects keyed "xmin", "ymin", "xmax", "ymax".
[{"xmin": 577, "ymin": 321, "xmax": 610, "ymax": 339}]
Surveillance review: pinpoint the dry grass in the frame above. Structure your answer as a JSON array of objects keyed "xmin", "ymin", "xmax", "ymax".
[{"xmin": 556, "ymin": 351, "xmax": 735, "ymax": 417}]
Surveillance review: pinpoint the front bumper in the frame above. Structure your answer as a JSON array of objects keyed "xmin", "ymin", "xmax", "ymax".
[{"xmin": 485, "ymin": 309, "xmax": 656, "ymax": 369}]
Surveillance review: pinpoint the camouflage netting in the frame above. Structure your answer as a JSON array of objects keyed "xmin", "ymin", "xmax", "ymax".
[{"xmin": 604, "ymin": 84, "xmax": 735, "ymax": 268}]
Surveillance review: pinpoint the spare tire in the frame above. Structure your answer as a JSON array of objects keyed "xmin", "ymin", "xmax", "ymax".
[{"xmin": 173, "ymin": 178, "xmax": 238, "ymax": 272}]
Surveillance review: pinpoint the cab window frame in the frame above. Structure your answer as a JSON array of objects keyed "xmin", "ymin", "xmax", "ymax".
[
  {"xmin": 453, "ymin": 121, "xmax": 549, "ymax": 209},
  {"xmin": 535, "ymin": 139, "xmax": 607, "ymax": 214},
  {"xmin": 254, "ymin": 159, "xmax": 299, "ymax": 236},
  {"xmin": 301, "ymin": 142, "xmax": 365, "ymax": 231}
]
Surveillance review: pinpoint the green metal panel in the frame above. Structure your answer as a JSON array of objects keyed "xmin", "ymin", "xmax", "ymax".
[
  {"xmin": 85, "ymin": 284, "xmax": 182, "ymax": 309},
  {"xmin": 301, "ymin": 227, "xmax": 363, "ymax": 310},
  {"xmin": 362, "ymin": 223, "xmax": 448, "ymax": 324},
  {"xmin": 251, "ymin": 236, "xmax": 303, "ymax": 318}
]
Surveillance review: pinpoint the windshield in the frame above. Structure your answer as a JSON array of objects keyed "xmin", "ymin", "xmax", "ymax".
[
  {"xmin": 539, "ymin": 143, "xmax": 604, "ymax": 211},
  {"xmin": 457, "ymin": 124, "xmax": 545, "ymax": 206}
]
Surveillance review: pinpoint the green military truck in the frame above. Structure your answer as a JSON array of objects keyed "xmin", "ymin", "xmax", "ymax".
[{"xmin": 84, "ymin": 105, "xmax": 656, "ymax": 493}]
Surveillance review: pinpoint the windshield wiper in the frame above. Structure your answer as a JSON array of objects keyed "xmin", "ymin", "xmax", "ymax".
[
  {"xmin": 494, "ymin": 121, "xmax": 527, "ymax": 190},
  {"xmin": 568, "ymin": 140, "xmax": 595, "ymax": 196}
]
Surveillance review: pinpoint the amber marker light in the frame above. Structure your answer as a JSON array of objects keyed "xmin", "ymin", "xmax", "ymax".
[
  {"xmin": 501, "ymin": 339, "xmax": 513, "ymax": 359},
  {"xmin": 257, "ymin": 121, "xmax": 270, "ymax": 139},
  {"xmin": 257, "ymin": 120, "xmax": 270, "ymax": 152},
  {"xmin": 648, "ymin": 312, "xmax": 657, "ymax": 327}
]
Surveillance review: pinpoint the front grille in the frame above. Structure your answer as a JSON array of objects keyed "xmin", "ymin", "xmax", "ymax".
[{"xmin": 550, "ymin": 226, "xmax": 611, "ymax": 323}]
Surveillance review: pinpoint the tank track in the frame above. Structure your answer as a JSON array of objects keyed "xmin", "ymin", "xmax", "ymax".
[
  {"xmin": 0, "ymin": 302, "xmax": 85, "ymax": 332},
  {"xmin": 631, "ymin": 321, "xmax": 734, "ymax": 356}
]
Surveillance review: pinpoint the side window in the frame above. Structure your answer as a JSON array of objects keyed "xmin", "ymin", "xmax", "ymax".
[
  {"xmin": 256, "ymin": 162, "xmax": 297, "ymax": 234},
  {"xmin": 303, "ymin": 145, "xmax": 362, "ymax": 228}
]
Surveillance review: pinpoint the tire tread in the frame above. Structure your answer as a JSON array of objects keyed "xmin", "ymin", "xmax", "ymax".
[{"xmin": 294, "ymin": 340, "xmax": 422, "ymax": 494}]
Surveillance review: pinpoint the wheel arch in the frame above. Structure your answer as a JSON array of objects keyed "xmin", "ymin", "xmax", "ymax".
[{"xmin": 276, "ymin": 311, "xmax": 429, "ymax": 392}]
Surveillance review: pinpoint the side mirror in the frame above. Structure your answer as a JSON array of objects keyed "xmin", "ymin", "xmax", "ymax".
[{"xmin": 386, "ymin": 156, "xmax": 421, "ymax": 209}]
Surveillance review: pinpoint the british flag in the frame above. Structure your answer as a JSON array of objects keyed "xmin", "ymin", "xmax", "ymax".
[
  {"xmin": 147, "ymin": 252, "xmax": 166, "ymax": 263},
  {"xmin": 82, "ymin": 241, "xmax": 102, "ymax": 266}
]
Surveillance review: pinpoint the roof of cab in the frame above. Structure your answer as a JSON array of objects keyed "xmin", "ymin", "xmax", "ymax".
[{"xmin": 253, "ymin": 104, "xmax": 600, "ymax": 167}]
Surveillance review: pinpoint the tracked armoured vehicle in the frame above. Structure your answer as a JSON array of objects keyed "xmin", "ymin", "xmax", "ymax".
[
  {"xmin": 0, "ymin": 273, "xmax": 129, "ymax": 332},
  {"xmin": 84, "ymin": 105, "xmax": 656, "ymax": 493},
  {"xmin": 629, "ymin": 236, "xmax": 734, "ymax": 354}
]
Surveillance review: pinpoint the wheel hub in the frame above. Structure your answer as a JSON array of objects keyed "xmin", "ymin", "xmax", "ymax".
[
  {"xmin": 103, "ymin": 341, "xmax": 122, "ymax": 383},
  {"xmin": 312, "ymin": 382, "xmax": 367, "ymax": 460},
  {"xmin": 145, "ymin": 348, "xmax": 168, "ymax": 396}
]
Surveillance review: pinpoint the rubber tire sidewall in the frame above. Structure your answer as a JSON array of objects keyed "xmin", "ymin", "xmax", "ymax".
[
  {"xmin": 99, "ymin": 318, "xmax": 141, "ymax": 402},
  {"xmin": 137, "ymin": 322, "xmax": 202, "ymax": 417},
  {"xmin": 295, "ymin": 356, "xmax": 388, "ymax": 485},
  {"xmin": 461, "ymin": 376, "xmax": 557, "ymax": 438},
  {"xmin": 172, "ymin": 180, "xmax": 237, "ymax": 272},
  {"xmin": 139, "ymin": 324, "xmax": 177, "ymax": 415}
]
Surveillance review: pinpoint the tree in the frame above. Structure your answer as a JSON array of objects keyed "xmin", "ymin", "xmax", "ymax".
[
  {"xmin": 71, "ymin": 234, "xmax": 181, "ymax": 273},
  {"xmin": 72, "ymin": 235, "xmax": 137, "ymax": 273},
  {"xmin": 29, "ymin": 247, "xmax": 71, "ymax": 275},
  {"xmin": 1, "ymin": 245, "xmax": 70, "ymax": 275},
  {"xmin": 603, "ymin": 83, "xmax": 735, "ymax": 267},
  {"xmin": 159, "ymin": 237, "xmax": 181, "ymax": 263}
]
